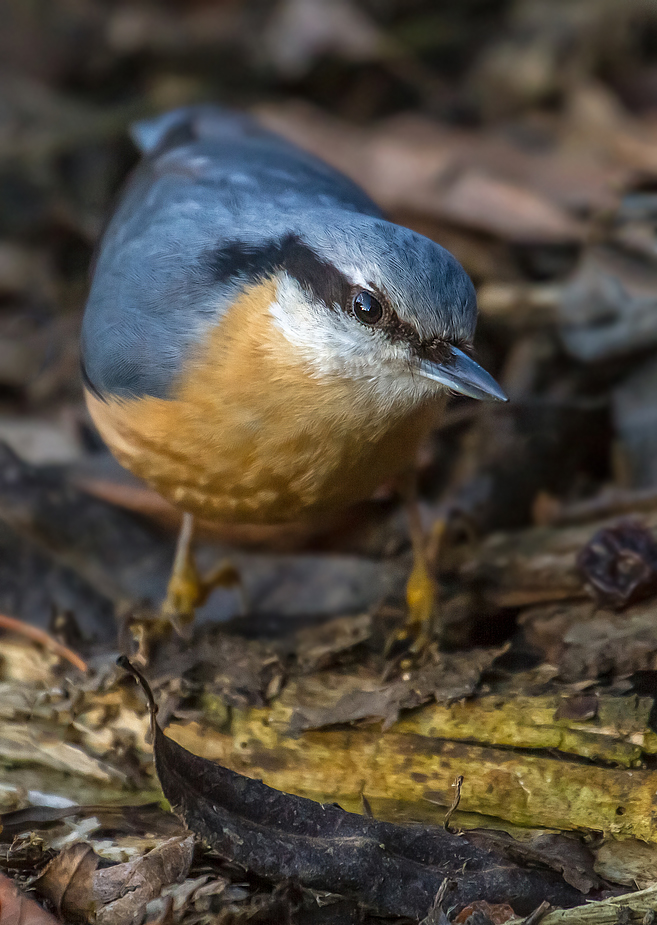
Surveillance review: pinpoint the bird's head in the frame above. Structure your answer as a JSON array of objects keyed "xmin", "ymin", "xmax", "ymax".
[{"xmin": 234, "ymin": 215, "xmax": 508, "ymax": 410}]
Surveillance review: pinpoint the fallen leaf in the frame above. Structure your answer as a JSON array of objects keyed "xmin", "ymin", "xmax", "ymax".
[
  {"xmin": 454, "ymin": 900, "xmax": 516, "ymax": 924},
  {"xmin": 93, "ymin": 835, "xmax": 194, "ymax": 925},
  {"xmin": 435, "ymin": 170, "xmax": 584, "ymax": 243},
  {"xmin": 33, "ymin": 842, "xmax": 98, "ymax": 922},
  {"xmin": 466, "ymin": 830, "xmax": 601, "ymax": 896},
  {"xmin": 289, "ymin": 647, "xmax": 504, "ymax": 732},
  {"xmin": 521, "ymin": 834, "xmax": 601, "ymax": 894},
  {"xmin": 34, "ymin": 836, "xmax": 194, "ymax": 925},
  {"xmin": 0, "ymin": 872, "xmax": 60, "ymax": 925},
  {"xmin": 118, "ymin": 658, "xmax": 583, "ymax": 919},
  {"xmin": 595, "ymin": 838, "xmax": 657, "ymax": 889}
]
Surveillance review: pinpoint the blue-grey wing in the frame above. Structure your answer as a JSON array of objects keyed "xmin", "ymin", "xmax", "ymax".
[
  {"xmin": 81, "ymin": 105, "xmax": 382, "ymax": 400},
  {"xmin": 131, "ymin": 105, "xmax": 381, "ymax": 216}
]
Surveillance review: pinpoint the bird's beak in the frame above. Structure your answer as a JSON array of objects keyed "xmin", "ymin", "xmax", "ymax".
[{"xmin": 418, "ymin": 345, "xmax": 509, "ymax": 402}]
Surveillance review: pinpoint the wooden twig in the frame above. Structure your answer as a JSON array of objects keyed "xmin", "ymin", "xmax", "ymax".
[
  {"xmin": 541, "ymin": 885, "xmax": 657, "ymax": 925},
  {"xmin": 523, "ymin": 900, "xmax": 551, "ymax": 925},
  {"xmin": 0, "ymin": 613, "xmax": 87, "ymax": 672},
  {"xmin": 444, "ymin": 775, "xmax": 464, "ymax": 831}
]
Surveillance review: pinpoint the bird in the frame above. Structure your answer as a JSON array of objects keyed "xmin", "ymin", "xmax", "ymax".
[{"xmin": 81, "ymin": 104, "xmax": 507, "ymax": 646}]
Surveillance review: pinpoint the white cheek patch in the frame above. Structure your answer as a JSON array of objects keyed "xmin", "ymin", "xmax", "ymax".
[
  {"xmin": 268, "ymin": 273, "xmax": 345, "ymax": 369},
  {"xmin": 268, "ymin": 274, "xmax": 439, "ymax": 411}
]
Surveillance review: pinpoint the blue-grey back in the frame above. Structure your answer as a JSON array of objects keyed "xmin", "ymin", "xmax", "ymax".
[{"xmin": 81, "ymin": 106, "xmax": 383, "ymax": 399}]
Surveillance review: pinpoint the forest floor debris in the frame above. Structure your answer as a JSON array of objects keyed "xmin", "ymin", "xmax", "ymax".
[{"xmin": 5, "ymin": 0, "xmax": 657, "ymax": 922}]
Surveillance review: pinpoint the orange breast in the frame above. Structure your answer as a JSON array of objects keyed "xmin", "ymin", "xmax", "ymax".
[{"xmin": 85, "ymin": 280, "xmax": 443, "ymax": 525}]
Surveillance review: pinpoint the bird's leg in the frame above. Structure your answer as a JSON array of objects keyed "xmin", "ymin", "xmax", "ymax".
[
  {"xmin": 407, "ymin": 514, "xmax": 448, "ymax": 655},
  {"xmin": 387, "ymin": 472, "xmax": 444, "ymax": 657},
  {"xmin": 161, "ymin": 513, "xmax": 201, "ymax": 634},
  {"xmin": 161, "ymin": 513, "xmax": 245, "ymax": 635},
  {"xmin": 405, "ymin": 498, "xmax": 437, "ymax": 653}
]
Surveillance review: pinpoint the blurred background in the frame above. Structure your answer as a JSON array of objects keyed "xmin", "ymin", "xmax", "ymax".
[{"xmin": 4, "ymin": 0, "xmax": 657, "ymax": 640}]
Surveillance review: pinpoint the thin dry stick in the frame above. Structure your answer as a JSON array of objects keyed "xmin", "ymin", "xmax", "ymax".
[
  {"xmin": 523, "ymin": 900, "xmax": 551, "ymax": 925},
  {"xmin": 0, "ymin": 613, "xmax": 88, "ymax": 672},
  {"xmin": 444, "ymin": 775, "xmax": 464, "ymax": 832}
]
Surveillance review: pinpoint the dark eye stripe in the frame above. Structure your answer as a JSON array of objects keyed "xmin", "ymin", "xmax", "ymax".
[
  {"xmin": 206, "ymin": 234, "xmax": 352, "ymax": 310},
  {"xmin": 205, "ymin": 237, "xmax": 451, "ymax": 359}
]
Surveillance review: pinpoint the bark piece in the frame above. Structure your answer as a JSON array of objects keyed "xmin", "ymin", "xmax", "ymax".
[
  {"xmin": 541, "ymin": 883, "xmax": 657, "ymax": 925},
  {"xmin": 520, "ymin": 598, "xmax": 657, "ymax": 682},
  {"xmin": 455, "ymin": 511, "xmax": 657, "ymax": 609}
]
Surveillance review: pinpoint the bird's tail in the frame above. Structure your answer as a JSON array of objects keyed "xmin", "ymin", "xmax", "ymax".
[{"xmin": 130, "ymin": 105, "xmax": 266, "ymax": 157}]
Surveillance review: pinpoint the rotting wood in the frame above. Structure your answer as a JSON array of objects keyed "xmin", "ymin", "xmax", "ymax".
[
  {"xmin": 393, "ymin": 692, "xmax": 657, "ymax": 767},
  {"xmin": 451, "ymin": 510, "xmax": 657, "ymax": 608},
  {"xmin": 2, "ymin": 645, "xmax": 657, "ymax": 841},
  {"xmin": 205, "ymin": 677, "xmax": 657, "ymax": 766},
  {"xmin": 167, "ymin": 710, "xmax": 657, "ymax": 841}
]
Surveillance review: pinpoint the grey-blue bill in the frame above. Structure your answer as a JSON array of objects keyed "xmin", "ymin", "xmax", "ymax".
[{"xmin": 419, "ymin": 345, "xmax": 509, "ymax": 402}]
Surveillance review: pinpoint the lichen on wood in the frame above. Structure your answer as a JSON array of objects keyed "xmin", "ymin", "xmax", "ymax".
[{"xmin": 167, "ymin": 676, "xmax": 657, "ymax": 840}]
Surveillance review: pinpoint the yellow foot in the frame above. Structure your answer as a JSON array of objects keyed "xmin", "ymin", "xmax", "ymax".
[
  {"xmin": 161, "ymin": 513, "xmax": 245, "ymax": 636},
  {"xmin": 404, "ymin": 551, "xmax": 437, "ymax": 653},
  {"xmin": 161, "ymin": 555, "xmax": 202, "ymax": 634},
  {"xmin": 386, "ymin": 516, "xmax": 445, "ymax": 661}
]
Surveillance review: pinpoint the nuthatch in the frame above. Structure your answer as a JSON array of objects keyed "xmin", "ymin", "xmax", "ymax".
[{"xmin": 81, "ymin": 105, "xmax": 507, "ymax": 639}]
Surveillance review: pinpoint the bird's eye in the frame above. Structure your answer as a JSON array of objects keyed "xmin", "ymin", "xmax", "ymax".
[{"xmin": 353, "ymin": 291, "xmax": 383, "ymax": 325}]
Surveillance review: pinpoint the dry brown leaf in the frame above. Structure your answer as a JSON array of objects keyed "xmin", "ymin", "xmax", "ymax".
[
  {"xmin": 34, "ymin": 836, "xmax": 194, "ymax": 925},
  {"xmin": 33, "ymin": 842, "xmax": 98, "ymax": 922},
  {"xmin": 522, "ymin": 834, "xmax": 601, "ymax": 894},
  {"xmin": 595, "ymin": 838, "xmax": 657, "ymax": 889},
  {"xmin": 435, "ymin": 170, "xmax": 584, "ymax": 243},
  {"xmin": 0, "ymin": 873, "xmax": 60, "ymax": 925},
  {"xmin": 93, "ymin": 835, "xmax": 194, "ymax": 925},
  {"xmin": 289, "ymin": 647, "xmax": 505, "ymax": 732}
]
